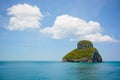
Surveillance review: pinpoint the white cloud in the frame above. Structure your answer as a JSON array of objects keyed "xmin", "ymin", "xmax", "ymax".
[
  {"xmin": 83, "ymin": 33, "xmax": 117, "ymax": 42},
  {"xmin": 40, "ymin": 14, "xmax": 117, "ymax": 42},
  {"xmin": 7, "ymin": 3, "xmax": 43, "ymax": 31}
]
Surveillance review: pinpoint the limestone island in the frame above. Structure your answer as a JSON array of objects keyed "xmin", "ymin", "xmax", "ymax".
[{"xmin": 63, "ymin": 40, "xmax": 102, "ymax": 62}]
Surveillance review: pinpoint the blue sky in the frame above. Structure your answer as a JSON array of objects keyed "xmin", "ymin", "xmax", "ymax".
[{"xmin": 0, "ymin": 0, "xmax": 120, "ymax": 61}]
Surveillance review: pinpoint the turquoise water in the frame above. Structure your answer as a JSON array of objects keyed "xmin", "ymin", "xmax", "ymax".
[{"xmin": 0, "ymin": 61, "xmax": 120, "ymax": 80}]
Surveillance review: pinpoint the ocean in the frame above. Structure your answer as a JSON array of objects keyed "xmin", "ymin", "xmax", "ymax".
[{"xmin": 0, "ymin": 61, "xmax": 120, "ymax": 80}]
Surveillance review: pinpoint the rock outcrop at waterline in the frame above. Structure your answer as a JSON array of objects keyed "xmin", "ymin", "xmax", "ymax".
[{"xmin": 63, "ymin": 40, "xmax": 102, "ymax": 62}]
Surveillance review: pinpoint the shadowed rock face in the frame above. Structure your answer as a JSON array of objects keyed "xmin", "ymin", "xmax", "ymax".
[
  {"xmin": 63, "ymin": 40, "xmax": 102, "ymax": 62},
  {"xmin": 77, "ymin": 40, "xmax": 93, "ymax": 49}
]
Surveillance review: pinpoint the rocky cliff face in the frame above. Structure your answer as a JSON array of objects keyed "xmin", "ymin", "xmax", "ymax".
[
  {"xmin": 63, "ymin": 40, "xmax": 102, "ymax": 62},
  {"xmin": 77, "ymin": 40, "xmax": 93, "ymax": 49}
]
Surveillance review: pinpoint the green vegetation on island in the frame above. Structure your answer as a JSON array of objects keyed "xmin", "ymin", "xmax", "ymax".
[{"xmin": 63, "ymin": 40, "xmax": 102, "ymax": 62}]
